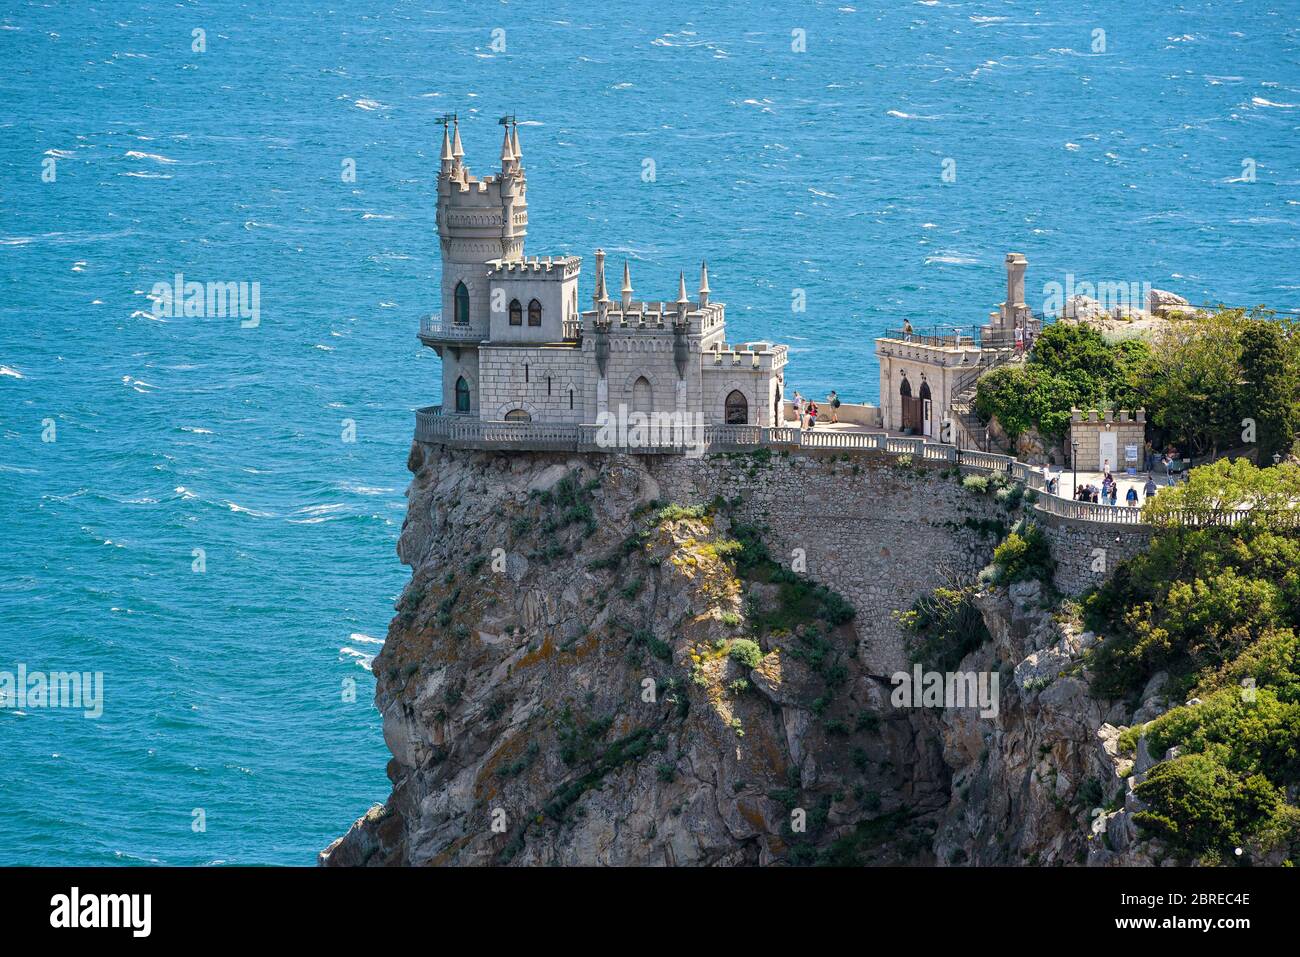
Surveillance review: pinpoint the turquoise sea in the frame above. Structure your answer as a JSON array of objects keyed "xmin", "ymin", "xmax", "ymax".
[{"xmin": 1, "ymin": 1, "xmax": 1297, "ymax": 864}]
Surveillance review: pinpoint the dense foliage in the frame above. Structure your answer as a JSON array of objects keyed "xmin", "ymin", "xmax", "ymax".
[
  {"xmin": 974, "ymin": 322, "xmax": 1148, "ymax": 440},
  {"xmin": 974, "ymin": 309, "xmax": 1300, "ymax": 459},
  {"xmin": 898, "ymin": 585, "xmax": 991, "ymax": 671},
  {"xmin": 1085, "ymin": 460, "xmax": 1300, "ymax": 859}
]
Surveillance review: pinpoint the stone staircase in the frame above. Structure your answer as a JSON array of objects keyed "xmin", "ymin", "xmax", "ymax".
[{"xmin": 947, "ymin": 348, "xmax": 1016, "ymax": 453}]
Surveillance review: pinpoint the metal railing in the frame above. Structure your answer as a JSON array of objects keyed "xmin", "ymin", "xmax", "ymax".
[
  {"xmin": 418, "ymin": 314, "xmax": 488, "ymax": 342},
  {"xmin": 882, "ymin": 328, "xmax": 977, "ymax": 348}
]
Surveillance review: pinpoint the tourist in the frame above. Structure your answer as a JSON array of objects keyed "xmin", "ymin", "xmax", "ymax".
[
  {"xmin": 827, "ymin": 390, "xmax": 840, "ymax": 423},
  {"xmin": 1126, "ymin": 486, "xmax": 1139, "ymax": 507},
  {"xmin": 1144, "ymin": 476, "xmax": 1158, "ymax": 499},
  {"xmin": 806, "ymin": 402, "xmax": 816, "ymax": 429},
  {"xmin": 793, "ymin": 392, "xmax": 805, "ymax": 429},
  {"xmin": 1161, "ymin": 451, "xmax": 1174, "ymax": 486},
  {"xmin": 1014, "ymin": 325, "xmax": 1024, "ymax": 352},
  {"xmin": 903, "ymin": 319, "xmax": 914, "ymax": 342}
]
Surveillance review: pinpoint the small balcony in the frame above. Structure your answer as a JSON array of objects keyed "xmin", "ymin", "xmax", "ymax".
[{"xmin": 418, "ymin": 313, "xmax": 487, "ymax": 346}]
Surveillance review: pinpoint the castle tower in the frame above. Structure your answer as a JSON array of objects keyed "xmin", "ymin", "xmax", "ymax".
[{"xmin": 434, "ymin": 116, "xmax": 529, "ymax": 340}]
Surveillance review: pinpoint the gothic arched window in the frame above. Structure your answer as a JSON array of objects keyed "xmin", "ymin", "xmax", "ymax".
[
  {"xmin": 454, "ymin": 281, "xmax": 470, "ymax": 326},
  {"xmin": 899, "ymin": 376, "xmax": 912, "ymax": 398},
  {"xmin": 508, "ymin": 299, "xmax": 522, "ymax": 326},
  {"xmin": 725, "ymin": 390, "xmax": 748, "ymax": 425},
  {"xmin": 528, "ymin": 299, "xmax": 542, "ymax": 327},
  {"xmin": 454, "ymin": 376, "xmax": 470, "ymax": 413}
]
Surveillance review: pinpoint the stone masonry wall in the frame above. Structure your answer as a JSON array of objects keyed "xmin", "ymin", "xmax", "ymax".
[
  {"xmin": 644, "ymin": 451, "xmax": 1006, "ymax": 675},
  {"xmin": 1037, "ymin": 512, "xmax": 1152, "ymax": 597}
]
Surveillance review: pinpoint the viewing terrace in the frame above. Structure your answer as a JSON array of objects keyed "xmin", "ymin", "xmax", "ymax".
[{"xmin": 413, "ymin": 406, "xmax": 1261, "ymax": 528}]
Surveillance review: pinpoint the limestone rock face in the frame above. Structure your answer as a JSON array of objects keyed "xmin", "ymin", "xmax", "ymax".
[
  {"xmin": 322, "ymin": 443, "xmax": 1164, "ymax": 867},
  {"xmin": 926, "ymin": 587, "xmax": 1155, "ymax": 866},
  {"xmin": 1147, "ymin": 288, "xmax": 1190, "ymax": 316},
  {"xmin": 322, "ymin": 444, "xmax": 952, "ymax": 866}
]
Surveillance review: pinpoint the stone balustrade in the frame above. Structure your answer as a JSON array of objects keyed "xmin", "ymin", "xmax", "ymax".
[{"xmin": 412, "ymin": 406, "xmax": 1252, "ymax": 529}]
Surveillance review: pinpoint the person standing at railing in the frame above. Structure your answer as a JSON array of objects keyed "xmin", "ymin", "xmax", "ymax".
[
  {"xmin": 827, "ymin": 390, "xmax": 840, "ymax": 424},
  {"xmin": 903, "ymin": 319, "xmax": 913, "ymax": 342}
]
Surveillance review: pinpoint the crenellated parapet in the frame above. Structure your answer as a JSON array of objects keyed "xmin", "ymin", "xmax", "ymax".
[{"xmin": 1071, "ymin": 407, "xmax": 1147, "ymax": 425}]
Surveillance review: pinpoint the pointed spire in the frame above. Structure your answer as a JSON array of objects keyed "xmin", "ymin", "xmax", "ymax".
[
  {"xmin": 440, "ymin": 124, "xmax": 453, "ymax": 163},
  {"xmin": 677, "ymin": 270, "xmax": 688, "ymax": 304},
  {"xmin": 698, "ymin": 261, "xmax": 711, "ymax": 307},
  {"xmin": 511, "ymin": 122, "xmax": 521, "ymax": 162},
  {"xmin": 500, "ymin": 124, "xmax": 515, "ymax": 166},
  {"xmin": 621, "ymin": 260, "xmax": 633, "ymax": 311},
  {"xmin": 451, "ymin": 119, "xmax": 464, "ymax": 164}
]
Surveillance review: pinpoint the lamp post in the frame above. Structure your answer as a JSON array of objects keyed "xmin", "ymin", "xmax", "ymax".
[
  {"xmin": 1071, "ymin": 439, "xmax": 1079, "ymax": 501},
  {"xmin": 1274, "ymin": 452, "xmax": 1282, "ymax": 468}
]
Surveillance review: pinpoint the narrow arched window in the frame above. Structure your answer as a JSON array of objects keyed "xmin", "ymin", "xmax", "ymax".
[
  {"xmin": 547, "ymin": 376, "xmax": 552, "ymax": 396},
  {"xmin": 454, "ymin": 281, "xmax": 470, "ymax": 326},
  {"xmin": 455, "ymin": 376, "xmax": 470, "ymax": 413},
  {"xmin": 508, "ymin": 299, "xmax": 522, "ymax": 326},
  {"xmin": 632, "ymin": 376, "xmax": 653, "ymax": 415},
  {"xmin": 528, "ymin": 299, "xmax": 542, "ymax": 326},
  {"xmin": 725, "ymin": 390, "xmax": 748, "ymax": 425},
  {"xmin": 569, "ymin": 389, "xmax": 574, "ymax": 410}
]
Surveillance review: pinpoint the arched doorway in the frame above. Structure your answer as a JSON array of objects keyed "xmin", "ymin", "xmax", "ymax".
[
  {"xmin": 900, "ymin": 376, "xmax": 923, "ymax": 434},
  {"xmin": 632, "ymin": 376, "xmax": 653, "ymax": 415},
  {"xmin": 919, "ymin": 380, "xmax": 933, "ymax": 437},
  {"xmin": 454, "ymin": 375, "xmax": 471, "ymax": 413},
  {"xmin": 454, "ymin": 281, "xmax": 470, "ymax": 326},
  {"xmin": 725, "ymin": 390, "xmax": 748, "ymax": 425}
]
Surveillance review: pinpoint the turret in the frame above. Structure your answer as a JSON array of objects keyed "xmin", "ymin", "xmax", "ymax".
[
  {"xmin": 621, "ymin": 260, "xmax": 633, "ymax": 312},
  {"xmin": 699, "ymin": 261, "xmax": 710, "ymax": 308},
  {"xmin": 433, "ymin": 117, "xmax": 530, "ymax": 340}
]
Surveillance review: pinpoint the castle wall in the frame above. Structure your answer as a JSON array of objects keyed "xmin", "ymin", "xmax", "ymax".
[
  {"xmin": 478, "ymin": 344, "xmax": 586, "ymax": 422},
  {"xmin": 701, "ymin": 363, "xmax": 781, "ymax": 426},
  {"xmin": 440, "ymin": 347, "xmax": 480, "ymax": 414},
  {"xmin": 592, "ymin": 333, "xmax": 699, "ymax": 420},
  {"xmin": 487, "ymin": 270, "xmax": 579, "ymax": 344}
]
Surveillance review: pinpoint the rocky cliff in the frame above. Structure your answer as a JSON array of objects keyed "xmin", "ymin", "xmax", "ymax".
[{"xmin": 321, "ymin": 443, "xmax": 1162, "ymax": 866}]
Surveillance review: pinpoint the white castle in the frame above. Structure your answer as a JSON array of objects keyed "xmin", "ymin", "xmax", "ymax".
[{"xmin": 418, "ymin": 117, "xmax": 788, "ymax": 432}]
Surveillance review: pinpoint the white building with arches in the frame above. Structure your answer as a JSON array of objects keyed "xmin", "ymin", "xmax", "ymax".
[{"xmin": 418, "ymin": 118, "xmax": 788, "ymax": 432}]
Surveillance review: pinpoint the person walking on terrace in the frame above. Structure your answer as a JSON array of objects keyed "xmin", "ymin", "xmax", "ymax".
[
  {"xmin": 827, "ymin": 390, "xmax": 840, "ymax": 424},
  {"xmin": 903, "ymin": 319, "xmax": 914, "ymax": 342}
]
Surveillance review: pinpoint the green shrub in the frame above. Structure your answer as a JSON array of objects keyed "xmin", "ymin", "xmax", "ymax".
[
  {"xmin": 728, "ymin": 639, "xmax": 764, "ymax": 668},
  {"xmin": 990, "ymin": 521, "xmax": 1054, "ymax": 586}
]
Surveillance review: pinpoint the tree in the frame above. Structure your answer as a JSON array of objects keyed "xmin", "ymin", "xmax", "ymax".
[
  {"xmin": 1143, "ymin": 309, "xmax": 1249, "ymax": 457},
  {"xmin": 973, "ymin": 322, "xmax": 1149, "ymax": 441},
  {"xmin": 1240, "ymin": 319, "xmax": 1300, "ymax": 464},
  {"xmin": 1142, "ymin": 458, "xmax": 1300, "ymax": 530}
]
